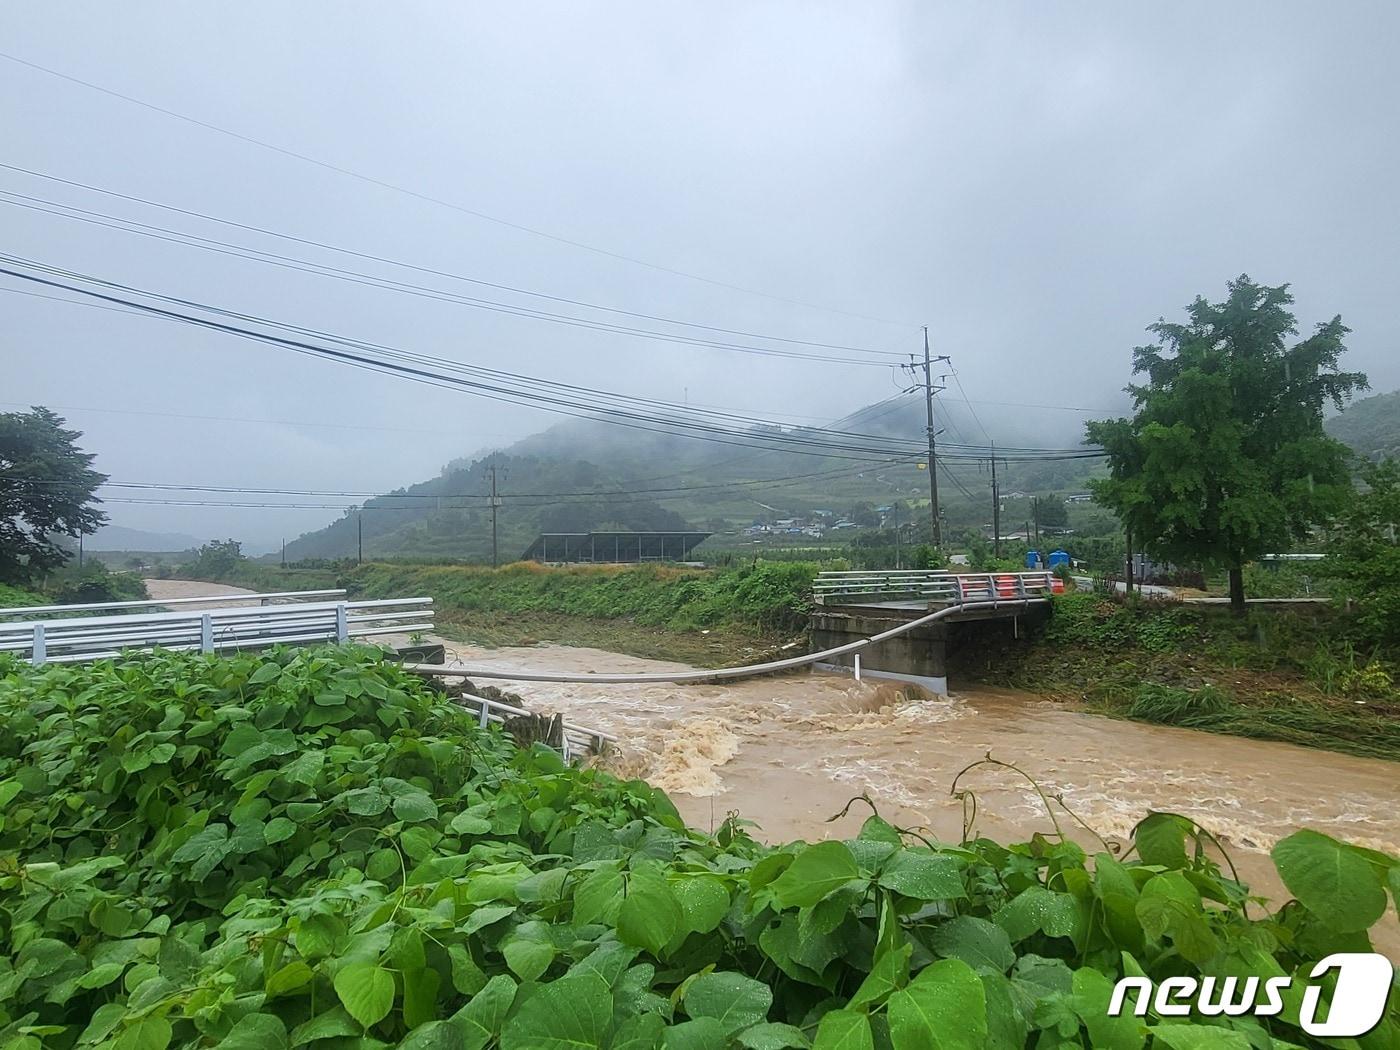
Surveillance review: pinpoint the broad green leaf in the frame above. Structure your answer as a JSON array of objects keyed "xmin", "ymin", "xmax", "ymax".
[
  {"xmin": 665, "ymin": 1018, "xmax": 730, "ymax": 1049},
  {"xmin": 738, "ymin": 1022, "xmax": 812, "ymax": 1049},
  {"xmin": 618, "ymin": 864, "xmax": 683, "ymax": 956},
  {"xmin": 847, "ymin": 942, "xmax": 911, "ymax": 1012},
  {"xmin": 685, "ymin": 971, "xmax": 773, "ymax": 1034},
  {"xmin": 1135, "ymin": 874, "xmax": 1220, "ymax": 965},
  {"xmin": 877, "ymin": 849, "xmax": 965, "ymax": 901},
  {"xmin": 266, "ymin": 961, "xmax": 313, "ymax": 996},
  {"xmin": 1133, "ymin": 813, "xmax": 1191, "ymax": 869},
  {"xmin": 77, "ymin": 962, "xmax": 126, "ymax": 989},
  {"xmin": 1272, "ymin": 829, "xmax": 1388, "ymax": 933},
  {"xmin": 573, "ymin": 865, "xmax": 624, "ymax": 925},
  {"xmin": 214, "ymin": 1013, "xmax": 289, "ymax": 1050},
  {"xmin": 333, "ymin": 962, "xmax": 396, "ymax": 1029},
  {"xmin": 1071, "ymin": 967, "xmax": 1145, "ymax": 1050},
  {"xmin": 264, "ymin": 816, "xmax": 297, "ymax": 844},
  {"xmin": 812, "ymin": 1009, "xmax": 874, "ymax": 1050},
  {"xmin": 113, "ymin": 1016, "xmax": 172, "ymax": 1050},
  {"xmin": 450, "ymin": 974, "xmax": 517, "ymax": 1049},
  {"xmin": 500, "ymin": 972, "xmax": 613, "ymax": 1050},
  {"xmin": 993, "ymin": 887, "xmax": 1081, "ymax": 943},
  {"xmin": 929, "ymin": 916, "xmax": 1014, "ymax": 974},
  {"xmin": 886, "ymin": 958, "xmax": 986, "ymax": 1050},
  {"xmin": 771, "ymin": 841, "xmax": 862, "ymax": 908},
  {"xmin": 674, "ymin": 875, "xmax": 730, "ymax": 933},
  {"xmin": 502, "ymin": 925, "xmax": 556, "ymax": 981}
]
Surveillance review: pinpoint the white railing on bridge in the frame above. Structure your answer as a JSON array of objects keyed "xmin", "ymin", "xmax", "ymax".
[
  {"xmin": 0, "ymin": 589, "xmax": 348, "ymax": 620},
  {"xmin": 458, "ymin": 691, "xmax": 616, "ymax": 763},
  {"xmin": 1, "ymin": 597, "xmax": 433, "ymax": 666},
  {"xmin": 813, "ymin": 570, "xmax": 1063, "ymax": 605}
]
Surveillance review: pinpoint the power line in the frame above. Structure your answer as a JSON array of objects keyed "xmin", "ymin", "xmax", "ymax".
[
  {"xmin": 1, "ymin": 258, "xmax": 1103, "ymax": 462},
  {"xmin": 0, "ymin": 191, "xmax": 901, "ymax": 368},
  {"xmin": 0, "ymin": 53, "xmax": 914, "ymax": 327},
  {"xmin": 0, "ymin": 258, "xmax": 926, "ymax": 461},
  {"xmin": 0, "ymin": 163, "xmax": 908, "ymax": 359}
]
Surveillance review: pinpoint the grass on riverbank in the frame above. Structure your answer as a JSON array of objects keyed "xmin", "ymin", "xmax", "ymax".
[{"xmin": 957, "ymin": 591, "xmax": 1400, "ymax": 761}]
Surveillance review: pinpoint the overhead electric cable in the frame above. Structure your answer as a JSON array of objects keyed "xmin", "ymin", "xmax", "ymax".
[{"xmin": 0, "ymin": 53, "xmax": 914, "ymax": 327}]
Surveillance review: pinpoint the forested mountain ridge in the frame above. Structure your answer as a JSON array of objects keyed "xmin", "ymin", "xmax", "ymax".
[
  {"xmin": 278, "ymin": 394, "xmax": 1105, "ymax": 562},
  {"xmin": 1326, "ymin": 388, "xmax": 1400, "ymax": 462}
]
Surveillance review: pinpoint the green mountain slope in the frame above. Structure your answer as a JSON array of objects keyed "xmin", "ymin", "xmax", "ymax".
[
  {"xmin": 1326, "ymin": 389, "xmax": 1400, "ymax": 462},
  {"xmin": 281, "ymin": 395, "xmax": 1104, "ymax": 562}
]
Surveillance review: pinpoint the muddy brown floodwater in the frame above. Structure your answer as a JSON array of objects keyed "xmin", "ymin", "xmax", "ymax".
[{"xmin": 441, "ymin": 641, "xmax": 1400, "ymax": 959}]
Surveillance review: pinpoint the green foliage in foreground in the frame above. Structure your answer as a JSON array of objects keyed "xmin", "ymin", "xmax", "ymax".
[{"xmin": 1, "ymin": 649, "xmax": 1397, "ymax": 1049}]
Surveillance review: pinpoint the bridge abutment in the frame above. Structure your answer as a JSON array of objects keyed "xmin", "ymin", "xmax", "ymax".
[
  {"xmin": 810, "ymin": 602, "xmax": 1051, "ymax": 695},
  {"xmin": 810, "ymin": 608, "xmax": 951, "ymax": 694}
]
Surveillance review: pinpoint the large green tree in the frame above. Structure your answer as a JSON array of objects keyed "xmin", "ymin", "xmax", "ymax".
[
  {"xmin": 1324, "ymin": 459, "xmax": 1400, "ymax": 646},
  {"xmin": 0, "ymin": 407, "xmax": 107, "ymax": 585},
  {"xmin": 1086, "ymin": 276, "xmax": 1366, "ymax": 612}
]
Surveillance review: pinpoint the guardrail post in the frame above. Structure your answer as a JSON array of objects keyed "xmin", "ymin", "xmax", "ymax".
[
  {"xmin": 200, "ymin": 613, "xmax": 214, "ymax": 653},
  {"xmin": 31, "ymin": 624, "xmax": 45, "ymax": 666},
  {"xmin": 335, "ymin": 604, "xmax": 349, "ymax": 643},
  {"xmin": 853, "ymin": 653, "xmax": 862, "ymax": 682}
]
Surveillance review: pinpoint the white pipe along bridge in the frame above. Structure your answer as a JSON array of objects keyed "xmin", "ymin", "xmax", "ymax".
[{"xmin": 402, "ymin": 570, "xmax": 1060, "ymax": 695}]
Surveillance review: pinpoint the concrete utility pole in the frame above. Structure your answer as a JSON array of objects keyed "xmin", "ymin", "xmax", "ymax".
[
  {"xmin": 357, "ymin": 510, "xmax": 363, "ymax": 566},
  {"xmin": 917, "ymin": 328, "xmax": 950, "ymax": 548},
  {"xmin": 487, "ymin": 464, "xmax": 502, "ymax": 568},
  {"xmin": 990, "ymin": 449, "xmax": 1001, "ymax": 558}
]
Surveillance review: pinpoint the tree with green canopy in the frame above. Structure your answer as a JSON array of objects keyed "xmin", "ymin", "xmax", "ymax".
[
  {"xmin": 1086, "ymin": 276, "xmax": 1366, "ymax": 612},
  {"xmin": 0, "ymin": 407, "xmax": 107, "ymax": 585},
  {"xmin": 1324, "ymin": 458, "xmax": 1400, "ymax": 645}
]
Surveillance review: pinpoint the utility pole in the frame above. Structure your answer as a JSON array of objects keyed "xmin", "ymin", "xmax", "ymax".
[
  {"xmin": 990, "ymin": 450, "xmax": 1001, "ymax": 559},
  {"xmin": 487, "ymin": 464, "xmax": 502, "ymax": 568},
  {"xmin": 357, "ymin": 510, "xmax": 363, "ymax": 566},
  {"xmin": 1124, "ymin": 525, "xmax": 1135, "ymax": 596},
  {"xmin": 911, "ymin": 328, "xmax": 950, "ymax": 549},
  {"xmin": 78, "ymin": 532, "xmax": 83, "ymax": 569},
  {"xmin": 281, "ymin": 538, "xmax": 286, "ymax": 568}
]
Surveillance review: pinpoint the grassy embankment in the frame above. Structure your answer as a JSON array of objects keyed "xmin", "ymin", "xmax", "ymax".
[
  {"xmin": 198, "ymin": 560, "xmax": 821, "ymax": 666},
  {"xmin": 956, "ymin": 590, "xmax": 1400, "ymax": 761},
  {"xmin": 0, "ymin": 583, "xmax": 43, "ymax": 608}
]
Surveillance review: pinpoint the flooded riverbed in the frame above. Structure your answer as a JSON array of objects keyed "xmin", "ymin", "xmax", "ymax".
[{"xmin": 441, "ymin": 640, "xmax": 1400, "ymax": 954}]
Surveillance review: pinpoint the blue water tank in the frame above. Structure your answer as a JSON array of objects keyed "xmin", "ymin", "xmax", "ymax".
[
  {"xmin": 1048, "ymin": 549, "xmax": 1070, "ymax": 568},
  {"xmin": 1025, "ymin": 550, "xmax": 1042, "ymax": 569}
]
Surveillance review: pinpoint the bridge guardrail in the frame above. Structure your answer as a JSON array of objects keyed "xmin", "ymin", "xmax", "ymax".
[
  {"xmin": 457, "ymin": 691, "xmax": 616, "ymax": 763},
  {"xmin": 0, "ymin": 589, "xmax": 348, "ymax": 620},
  {"xmin": 0, "ymin": 597, "xmax": 433, "ymax": 666},
  {"xmin": 814, "ymin": 570, "xmax": 1062, "ymax": 605}
]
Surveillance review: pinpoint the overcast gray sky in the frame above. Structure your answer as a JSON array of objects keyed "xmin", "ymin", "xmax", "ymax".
[{"xmin": 5, "ymin": 3, "xmax": 1397, "ymax": 549}]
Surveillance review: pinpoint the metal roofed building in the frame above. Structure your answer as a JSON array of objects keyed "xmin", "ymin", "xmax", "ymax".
[{"xmin": 521, "ymin": 531, "xmax": 712, "ymax": 564}]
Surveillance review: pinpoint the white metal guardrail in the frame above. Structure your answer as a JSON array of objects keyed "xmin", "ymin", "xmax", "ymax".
[
  {"xmin": 458, "ymin": 691, "xmax": 616, "ymax": 763},
  {"xmin": 0, "ymin": 589, "xmax": 348, "ymax": 620},
  {"xmin": 1, "ymin": 597, "xmax": 433, "ymax": 666},
  {"xmin": 813, "ymin": 570, "xmax": 1063, "ymax": 605}
]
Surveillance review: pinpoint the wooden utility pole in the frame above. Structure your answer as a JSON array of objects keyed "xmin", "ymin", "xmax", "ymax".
[{"xmin": 487, "ymin": 465, "xmax": 502, "ymax": 568}]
